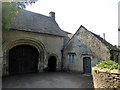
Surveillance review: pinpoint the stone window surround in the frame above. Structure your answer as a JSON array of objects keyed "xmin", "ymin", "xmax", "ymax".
[
  {"xmin": 67, "ymin": 53, "xmax": 76, "ymax": 64},
  {"xmin": 80, "ymin": 54, "xmax": 93, "ymax": 60}
]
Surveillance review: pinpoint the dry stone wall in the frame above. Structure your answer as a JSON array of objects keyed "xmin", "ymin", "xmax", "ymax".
[{"xmin": 92, "ymin": 67, "xmax": 120, "ymax": 88}]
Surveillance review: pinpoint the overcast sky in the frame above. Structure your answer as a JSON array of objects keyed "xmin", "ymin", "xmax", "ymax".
[
  {"xmin": 26, "ymin": 0, "xmax": 119, "ymax": 45},
  {"xmin": 119, "ymin": 1, "xmax": 120, "ymax": 28}
]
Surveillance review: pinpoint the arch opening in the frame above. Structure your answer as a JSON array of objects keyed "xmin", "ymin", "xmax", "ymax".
[
  {"xmin": 48, "ymin": 56, "xmax": 57, "ymax": 72},
  {"xmin": 9, "ymin": 44, "xmax": 39, "ymax": 75}
]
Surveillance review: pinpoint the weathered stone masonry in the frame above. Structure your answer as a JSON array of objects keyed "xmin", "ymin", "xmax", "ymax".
[
  {"xmin": 2, "ymin": 30, "xmax": 64, "ymax": 75},
  {"xmin": 2, "ymin": 9, "xmax": 120, "ymax": 76},
  {"xmin": 92, "ymin": 67, "xmax": 120, "ymax": 88}
]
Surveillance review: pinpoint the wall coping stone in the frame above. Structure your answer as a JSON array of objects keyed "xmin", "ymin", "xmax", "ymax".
[{"xmin": 92, "ymin": 67, "xmax": 120, "ymax": 74}]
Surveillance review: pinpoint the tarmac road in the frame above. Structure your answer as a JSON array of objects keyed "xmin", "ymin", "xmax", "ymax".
[{"xmin": 2, "ymin": 72, "xmax": 94, "ymax": 88}]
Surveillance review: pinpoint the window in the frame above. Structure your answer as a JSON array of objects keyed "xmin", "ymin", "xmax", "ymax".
[
  {"xmin": 72, "ymin": 55, "xmax": 74, "ymax": 63},
  {"xmin": 68, "ymin": 55, "xmax": 71, "ymax": 64},
  {"xmin": 68, "ymin": 53, "xmax": 76, "ymax": 64}
]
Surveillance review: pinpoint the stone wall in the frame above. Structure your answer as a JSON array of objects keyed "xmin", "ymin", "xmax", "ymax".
[
  {"xmin": 2, "ymin": 30, "xmax": 64, "ymax": 75},
  {"xmin": 77, "ymin": 27, "xmax": 110, "ymax": 61},
  {"xmin": 63, "ymin": 33, "xmax": 98, "ymax": 72},
  {"xmin": 63, "ymin": 26, "xmax": 109, "ymax": 72},
  {"xmin": 92, "ymin": 67, "xmax": 120, "ymax": 88}
]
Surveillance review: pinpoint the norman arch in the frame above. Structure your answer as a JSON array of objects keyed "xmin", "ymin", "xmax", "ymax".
[
  {"xmin": 9, "ymin": 45, "xmax": 39, "ymax": 74},
  {"xmin": 48, "ymin": 56, "xmax": 57, "ymax": 71},
  {"xmin": 43, "ymin": 54, "xmax": 59, "ymax": 72},
  {"xmin": 3, "ymin": 39, "xmax": 46, "ymax": 75}
]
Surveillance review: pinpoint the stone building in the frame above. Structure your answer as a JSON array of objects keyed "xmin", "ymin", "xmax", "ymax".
[
  {"xmin": 2, "ymin": 10, "xmax": 120, "ymax": 76},
  {"xmin": 63, "ymin": 26, "xmax": 120, "ymax": 74},
  {"xmin": 2, "ymin": 10, "xmax": 70, "ymax": 75}
]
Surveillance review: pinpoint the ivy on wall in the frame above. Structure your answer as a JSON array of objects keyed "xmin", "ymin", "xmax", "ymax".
[
  {"xmin": 106, "ymin": 46, "xmax": 120, "ymax": 65},
  {"xmin": 105, "ymin": 46, "xmax": 112, "ymax": 60}
]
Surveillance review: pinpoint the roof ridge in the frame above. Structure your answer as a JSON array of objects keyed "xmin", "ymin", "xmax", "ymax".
[
  {"xmin": 11, "ymin": 9, "xmax": 66, "ymax": 37},
  {"xmin": 22, "ymin": 9, "xmax": 50, "ymax": 18},
  {"xmin": 90, "ymin": 31, "xmax": 119, "ymax": 50}
]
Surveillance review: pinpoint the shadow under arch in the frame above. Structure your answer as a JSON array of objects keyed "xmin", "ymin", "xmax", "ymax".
[
  {"xmin": 48, "ymin": 56, "xmax": 57, "ymax": 71},
  {"xmin": 9, "ymin": 44, "xmax": 39, "ymax": 74},
  {"xmin": 44, "ymin": 54, "xmax": 58, "ymax": 72},
  {"xmin": 3, "ymin": 39, "xmax": 46, "ymax": 75}
]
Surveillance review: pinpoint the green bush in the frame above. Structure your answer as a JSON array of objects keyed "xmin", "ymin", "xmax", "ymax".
[{"xmin": 96, "ymin": 60, "xmax": 120, "ymax": 70}]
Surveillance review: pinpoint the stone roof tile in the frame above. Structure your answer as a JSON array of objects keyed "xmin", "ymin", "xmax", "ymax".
[{"xmin": 11, "ymin": 10, "xmax": 65, "ymax": 37}]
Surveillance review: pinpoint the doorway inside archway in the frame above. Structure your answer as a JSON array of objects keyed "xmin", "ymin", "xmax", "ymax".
[
  {"xmin": 9, "ymin": 45, "xmax": 39, "ymax": 75},
  {"xmin": 48, "ymin": 56, "xmax": 57, "ymax": 71}
]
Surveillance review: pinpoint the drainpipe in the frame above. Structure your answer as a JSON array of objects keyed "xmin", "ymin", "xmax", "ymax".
[{"xmin": 103, "ymin": 33, "xmax": 105, "ymax": 40}]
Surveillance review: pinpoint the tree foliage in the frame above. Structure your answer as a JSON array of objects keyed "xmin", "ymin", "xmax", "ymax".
[
  {"xmin": 2, "ymin": 0, "xmax": 38, "ymax": 30},
  {"xmin": 2, "ymin": 2, "xmax": 21, "ymax": 30},
  {"xmin": 14, "ymin": 0, "xmax": 38, "ymax": 8}
]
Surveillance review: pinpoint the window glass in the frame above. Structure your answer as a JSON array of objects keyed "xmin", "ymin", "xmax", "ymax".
[
  {"xmin": 68, "ymin": 53, "xmax": 76, "ymax": 64},
  {"xmin": 72, "ymin": 55, "xmax": 74, "ymax": 64}
]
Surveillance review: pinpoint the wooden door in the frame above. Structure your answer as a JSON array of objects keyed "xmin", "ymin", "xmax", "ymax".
[
  {"xmin": 9, "ymin": 45, "xmax": 39, "ymax": 75},
  {"xmin": 83, "ymin": 57, "xmax": 91, "ymax": 74}
]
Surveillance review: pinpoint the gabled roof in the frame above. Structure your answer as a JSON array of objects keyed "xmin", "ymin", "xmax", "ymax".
[
  {"xmin": 81, "ymin": 26, "xmax": 120, "ymax": 51},
  {"xmin": 11, "ymin": 10, "xmax": 65, "ymax": 37},
  {"xmin": 61, "ymin": 30, "xmax": 73, "ymax": 39},
  {"xmin": 91, "ymin": 32, "xmax": 118, "ymax": 51},
  {"xmin": 64, "ymin": 25, "xmax": 120, "ymax": 51},
  {"xmin": 62, "ymin": 30, "xmax": 73, "ymax": 46}
]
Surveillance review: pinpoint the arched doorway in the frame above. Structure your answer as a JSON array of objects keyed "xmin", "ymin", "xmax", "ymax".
[
  {"xmin": 83, "ymin": 57, "xmax": 91, "ymax": 74},
  {"xmin": 48, "ymin": 56, "xmax": 57, "ymax": 71},
  {"xmin": 9, "ymin": 45, "xmax": 39, "ymax": 75}
]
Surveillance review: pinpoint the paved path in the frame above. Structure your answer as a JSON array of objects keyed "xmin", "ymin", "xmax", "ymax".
[{"xmin": 2, "ymin": 72, "xmax": 93, "ymax": 88}]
